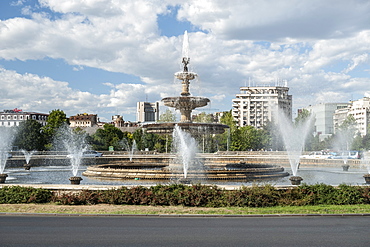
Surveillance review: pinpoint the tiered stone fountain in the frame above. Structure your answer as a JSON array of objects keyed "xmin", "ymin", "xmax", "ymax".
[
  {"xmin": 144, "ymin": 31, "xmax": 227, "ymax": 135},
  {"xmin": 83, "ymin": 31, "xmax": 289, "ymax": 182}
]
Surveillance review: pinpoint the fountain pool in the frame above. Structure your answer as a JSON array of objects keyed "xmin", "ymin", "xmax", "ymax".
[{"xmin": 3, "ymin": 164, "xmax": 368, "ymax": 186}]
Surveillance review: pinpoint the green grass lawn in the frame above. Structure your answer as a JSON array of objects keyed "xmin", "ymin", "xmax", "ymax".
[{"xmin": 1, "ymin": 204, "xmax": 370, "ymax": 215}]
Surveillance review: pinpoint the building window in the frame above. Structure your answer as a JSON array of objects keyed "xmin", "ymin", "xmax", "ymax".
[{"xmin": 13, "ymin": 116, "xmax": 17, "ymax": 120}]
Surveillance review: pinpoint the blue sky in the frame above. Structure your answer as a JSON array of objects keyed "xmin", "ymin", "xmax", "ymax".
[{"xmin": 1, "ymin": 0, "xmax": 370, "ymax": 121}]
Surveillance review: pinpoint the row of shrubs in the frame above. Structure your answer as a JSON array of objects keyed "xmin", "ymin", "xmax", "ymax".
[{"xmin": 1, "ymin": 184, "xmax": 370, "ymax": 207}]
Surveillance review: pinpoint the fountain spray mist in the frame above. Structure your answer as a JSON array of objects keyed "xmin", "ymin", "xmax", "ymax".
[
  {"xmin": 21, "ymin": 150, "xmax": 36, "ymax": 165},
  {"xmin": 0, "ymin": 127, "xmax": 15, "ymax": 174},
  {"xmin": 55, "ymin": 125, "xmax": 89, "ymax": 177},
  {"xmin": 120, "ymin": 138, "xmax": 137, "ymax": 162},
  {"xmin": 277, "ymin": 109, "xmax": 314, "ymax": 176},
  {"xmin": 172, "ymin": 125, "xmax": 199, "ymax": 178}
]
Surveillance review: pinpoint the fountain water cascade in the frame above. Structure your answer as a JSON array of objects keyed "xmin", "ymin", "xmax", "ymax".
[{"xmin": 83, "ymin": 31, "xmax": 289, "ymax": 183}]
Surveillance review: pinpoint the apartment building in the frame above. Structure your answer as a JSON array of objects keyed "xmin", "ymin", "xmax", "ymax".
[
  {"xmin": 333, "ymin": 97, "xmax": 370, "ymax": 136},
  {"xmin": 0, "ymin": 109, "xmax": 48, "ymax": 127},
  {"xmin": 232, "ymin": 85, "xmax": 292, "ymax": 128}
]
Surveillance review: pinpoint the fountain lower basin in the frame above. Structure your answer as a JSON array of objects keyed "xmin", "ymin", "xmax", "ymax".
[{"xmin": 82, "ymin": 162, "xmax": 289, "ymax": 181}]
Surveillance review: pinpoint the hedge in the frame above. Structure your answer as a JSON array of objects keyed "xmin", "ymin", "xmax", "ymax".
[{"xmin": 1, "ymin": 184, "xmax": 370, "ymax": 207}]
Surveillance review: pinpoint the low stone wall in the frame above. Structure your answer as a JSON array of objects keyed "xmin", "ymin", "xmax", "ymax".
[{"xmin": 4, "ymin": 153, "xmax": 364, "ymax": 169}]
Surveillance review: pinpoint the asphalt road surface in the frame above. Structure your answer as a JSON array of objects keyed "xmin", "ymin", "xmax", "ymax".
[{"xmin": 1, "ymin": 215, "xmax": 369, "ymax": 246}]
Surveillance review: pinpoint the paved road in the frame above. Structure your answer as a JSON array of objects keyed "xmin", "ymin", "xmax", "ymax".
[{"xmin": 0, "ymin": 215, "xmax": 369, "ymax": 246}]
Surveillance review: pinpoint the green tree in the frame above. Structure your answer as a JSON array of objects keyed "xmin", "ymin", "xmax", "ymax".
[
  {"xmin": 230, "ymin": 125, "xmax": 264, "ymax": 151},
  {"xmin": 42, "ymin": 109, "xmax": 69, "ymax": 150},
  {"xmin": 13, "ymin": 119, "xmax": 46, "ymax": 151},
  {"xmin": 132, "ymin": 128, "xmax": 158, "ymax": 151},
  {"xmin": 194, "ymin": 112, "xmax": 213, "ymax": 123},
  {"xmin": 220, "ymin": 110, "xmax": 237, "ymax": 132},
  {"xmin": 92, "ymin": 124, "xmax": 124, "ymax": 150},
  {"xmin": 158, "ymin": 109, "xmax": 177, "ymax": 122},
  {"xmin": 217, "ymin": 110, "xmax": 236, "ymax": 151}
]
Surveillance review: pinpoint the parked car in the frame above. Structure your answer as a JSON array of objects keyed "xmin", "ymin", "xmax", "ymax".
[
  {"xmin": 300, "ymin": 151, "xmax": 331, "ymax": 159},
  {"xmin": 82, "ymin": 150, "xmax": 103, "ymax": 157},
  {"xmin": 67, "ymin": 150, "xmax": 103, "ymax": 158},
  {"xmin": 328, "ymin": 151, "xmax": 361, "ymax": 159}
]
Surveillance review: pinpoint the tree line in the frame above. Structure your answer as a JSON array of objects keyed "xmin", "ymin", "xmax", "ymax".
[{"xmin": 10, "ymin": 109, "xmax": 370, "ymax": 152}]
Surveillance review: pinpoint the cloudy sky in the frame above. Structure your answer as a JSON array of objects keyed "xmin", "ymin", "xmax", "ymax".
[{"xmin": 1, "ymin": 0, "xmax": 370, "ymax": 122}]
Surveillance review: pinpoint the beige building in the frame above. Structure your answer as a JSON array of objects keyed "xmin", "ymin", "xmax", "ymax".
[
  {"xmin": 333, "ymin": 97, "xmax": 370, "ymax": 136},
  {"xmin": 0, "ymin": 109, "xmax": 48, "ymax": 127},
  {"xmin": 349, "ymin": 98, "xmax": 370, "ymax": 136},
  {"xmin": 232, "ymin": 85, "xmax": 292, "ymax": 128},
  {"xmin": 69, "ymin": 113, "xmax": 98, "ymax": 128},
  {"xmin": 136, "ymin": 102, "xmax": 159, "ymax": 123}
]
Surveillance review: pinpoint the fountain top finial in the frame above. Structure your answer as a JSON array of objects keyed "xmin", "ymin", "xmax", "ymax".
[{"xmin": 181, "ymin": 31, "xmax": 190, "ymax": 72}]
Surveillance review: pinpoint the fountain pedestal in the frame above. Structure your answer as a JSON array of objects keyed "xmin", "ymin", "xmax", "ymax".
[
  {"xmin": 342, "ymin": 164, "xmax": 349, "ymax": 171},
  {"xmin": 363, "ymin": 174, "xmax": 370, "ymax": 184},
  {"xmin": 24, "ymin": 163, "xmax": 31, "ymax": 170},
  {"xmin": 0, "ymin": 173, "xmax": 8, "ymax": 183},
  {"xmin": 69, "ymin": 176, "xmax": 83, "ymax": 185},
  {"xmin": 289, "ymin": 176, "xmax": 303, "ymax": 185},
  {"xmin": 178, "ymin": 178, "xmax": 191, "ymax": 184}
]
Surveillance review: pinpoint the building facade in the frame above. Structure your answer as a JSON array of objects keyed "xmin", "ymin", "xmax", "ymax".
[
  {"xmin": 136, "ymin": 102, "xmax": 159, "ymax": 123},
  {"xmin": 69, "ymin": 113, "xmax": 98, "ymax": 128},
  {"xmin": 232, "ymin": 86, "xmax": 292, "ymax": 128},
  {"xmin": 349, "ymin": 98, "xmax": 370, "ymax": 136},
  {"xmin": 306, "ymin": 103, "xmax": 350, "ymax": 140},
  {"xmin": 333, "ymin": 97, "xmax": 370, "ymax": 136},
  {"xmin": 0, "ymin": 109, "xmax": 48, "ymax": 127}
]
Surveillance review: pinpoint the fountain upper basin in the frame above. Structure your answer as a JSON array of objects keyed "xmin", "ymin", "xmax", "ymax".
[
  {"xmin": 162, "ymin": 96, "xmax": 210, "ymax": 110},
  {"xmin": 175, "ymin": 71, "xmax": 197, "ymax": 80}
]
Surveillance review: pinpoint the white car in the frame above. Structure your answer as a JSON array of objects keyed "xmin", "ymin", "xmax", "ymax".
[
  {"xmin": 82, "ymin": 150, "xmax": 103, "ymax": 157},
  {"xmin": 300, "ymin": 151, "xmax": 331, "ymax": 159},
  {"xmin": 67, "ymin": 150, "xmax": 103, "ymax": 158}
]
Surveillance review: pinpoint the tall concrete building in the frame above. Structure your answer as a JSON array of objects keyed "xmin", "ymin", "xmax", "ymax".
[
  {"xmin": 306, "ymin": 103, "xmax": 350, "ymax": 140},
  {"xmin": 136, "ymin": 102, "xmax": 159, "ymax": 123},
  {"xmin": 232, "ymin": 85, "xmax": 292, "ymax": 128}
]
